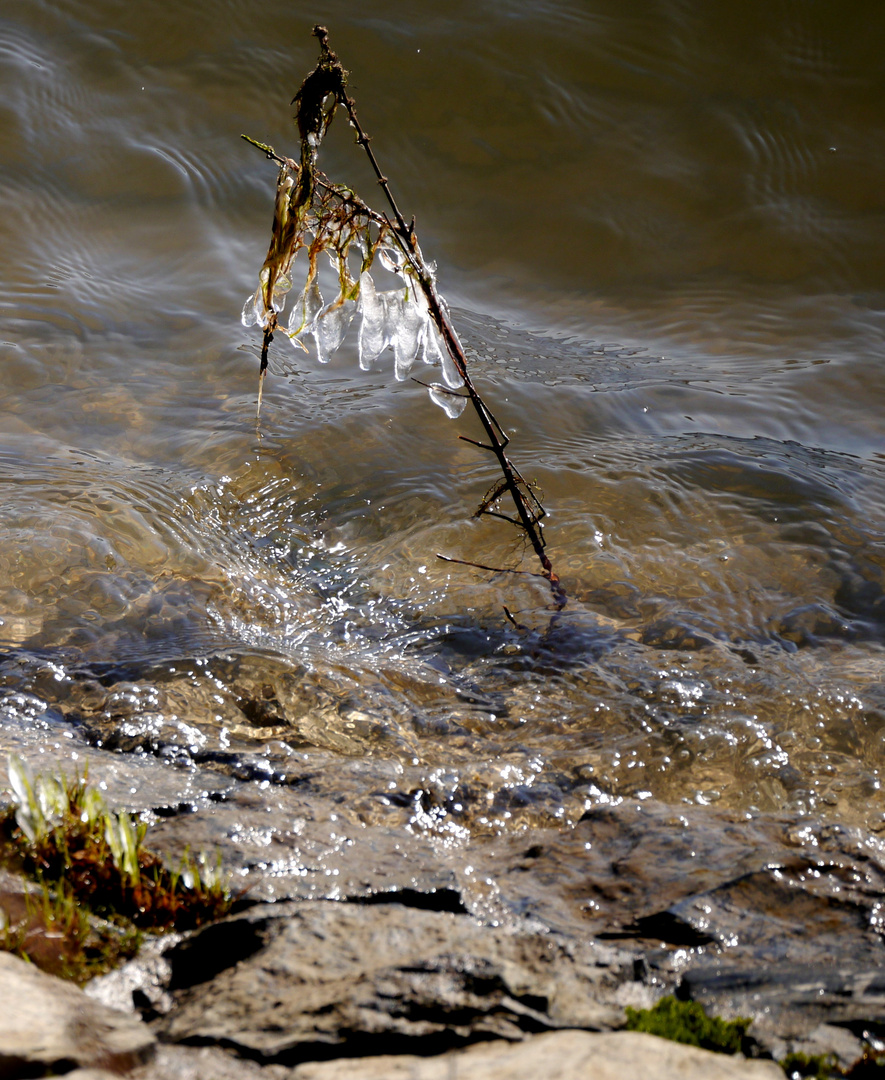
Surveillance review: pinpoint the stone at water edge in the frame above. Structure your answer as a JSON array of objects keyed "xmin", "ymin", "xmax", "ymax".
[
  {"xmin": 0, "ymin": 951, "xmax": 155, "ymax": 1076},
  {"xmin": 289, "ymin": 1029, "xmax": 785, "ymax": 1079},
  {"xmin": 156, "ymin": 900, "xmax": 631, "ymax": 1056}
]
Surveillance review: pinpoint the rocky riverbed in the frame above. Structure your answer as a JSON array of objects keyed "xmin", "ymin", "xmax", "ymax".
[
  {"xmin": 4, "ymin": 2, "xmax": 885, "ymax": 1076},
  {"xmin": 2, "ymin": 706, "xmax": 884, "ymax": 1079}
]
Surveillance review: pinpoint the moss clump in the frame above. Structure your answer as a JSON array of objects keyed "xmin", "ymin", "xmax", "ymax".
[
  {"xmin": 0, "ymin": 876, "xmax": 141, "ymax": 984},
  {"xmin": 780, "ymin": 1051, "xmax": 841, "ymax": 1078},
  {"xmin": 625, "ymin": 995, "xmax": 752, "ymax": 1055},
  {"xmin": 626, "ymin": 999, "xmax": 866, "ymax": 1078},
  {"xmin": 0, "ymin": 756, "xmax": 233, "ymax": 982}
]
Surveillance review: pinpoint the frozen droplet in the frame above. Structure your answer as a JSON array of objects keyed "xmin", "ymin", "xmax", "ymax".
[
  {"xmin": 241, "ymin": 290, "xmax": 259, "ymax": 328},
  {"xmin": 257, "ymin": 265, "xmax": 273, "ymax": 317},
  {"xmin": 421, "ymin": 318, "xmax": 443, "ymax": 367},
  {"xmin": 357, "ymin": 273, "xmax": 393, "ymax": 369},
  {"xmin": 243, "ymin": 267, "xmax": 280, "ymax": 328},
  {"xmin": 378, "ymin": 245, "xmax": 404, "ymax": 275},
  {"xmin": 439, "ymin": 319, "xmax": 466, "ymax": 387},
  {"xmin": 429, "ymin": 385, "xmax": 468, "ymax": 419},
  {"xmin": 312, "ymin": 299, "xmax": 356, "ymax": 363}
]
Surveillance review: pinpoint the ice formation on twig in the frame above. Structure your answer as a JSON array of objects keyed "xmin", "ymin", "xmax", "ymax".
[{"xmin": 240, "ymin": 26, "xmax": 563, "ymax": 608}]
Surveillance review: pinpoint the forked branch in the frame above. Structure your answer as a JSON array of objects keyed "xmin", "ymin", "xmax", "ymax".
[{"xmin": 241, "ymin": 26, "xmax": 565, "ymax": 611}]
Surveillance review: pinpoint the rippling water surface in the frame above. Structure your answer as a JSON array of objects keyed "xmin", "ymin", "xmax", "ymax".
[{"xmin": 2, "ymin": 0, "xmax": 885, "ymax": 923}]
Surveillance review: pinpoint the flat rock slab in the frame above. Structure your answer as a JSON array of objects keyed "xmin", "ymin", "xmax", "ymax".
[
  {"xmin": 0, "ymin": 951, "xmax": 154, "ymax": 1077},
  {"xmin": 158, "ymin": 900, "xmax": 630, "ymax": 1062},
  {"xmin": 289, "ymin": 1029, "xmax": 785, "ymax": 1080},
  {"xmin": 128, "ymin": 1044, "xmax": 293, "ymax": 1080},
  {"xmin": 63, "ymin": 1071, "xmax": 133, "ymax": 1080}
]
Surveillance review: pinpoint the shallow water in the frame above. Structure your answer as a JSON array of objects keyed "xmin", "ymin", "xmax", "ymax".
[{"xmin": 3, "ymin": 0, "xmax": 885, "ymax": 953}]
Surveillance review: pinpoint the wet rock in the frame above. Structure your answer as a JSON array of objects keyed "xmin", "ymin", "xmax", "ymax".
[
  {"xmin": 0, "ymin": 868, "xmax": 36, "ymax": 925},
  {"xmin": 773, "ymin": 602, "xmax": 857, "ymax": 646},
  {"xmin": 681, "ymin": 964, "xmax": 885, "ymax": 1067},
  {"xmin": 0, "ymin": 868, "xmax": 103, "ymax": 976},
  {"xmin": 641, "ymin": 613, "xmax": 727, "ymax": 651},
  {"xmin": 85, "ymin": 933, "xmax": 177, "ymax": 1021},
  {"xmin": 479, "ymin": 801, "xmax": 885, "ymax": 949},
  {"xmin": 472, "ymin": 801, "xmax": 799, "ymax": 938},
  {"xmin": 470, "ymin": 801, "xmax": 885, "ymax": 1057},
  {"xmin": 288, "ymin": 1029, "xmax": 785, "ymax": 1079},
  {"xmin": 156, "ymin": 900, "xmax": 629, "ymax": 1063},
  {"xmin": 9, "ymin": 714, "xmax": 885, "ymax": 1066},
  {"xmin": 0, "ymin": 737, "xmax": 241, "ymax": 822},
  {"xmin": 80, "ymin": 765, "xmax": 885, "ymax": 1066},
  {"xmin": 639, "ymin": 867, "xmax": 882, "ymax": 963},
  {"xmin": 141, "ymin": 775, "xmax": 464, "ymax": 905},
  {"xmin": 0, "ymin": 952, "xmax": 154, "ymax": 1076},
  {"xmin": 772, "ymin": 1023, "xmax": 867, "ymax": 1074}
]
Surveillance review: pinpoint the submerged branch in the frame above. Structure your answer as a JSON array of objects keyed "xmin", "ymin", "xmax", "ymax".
[{"xmin": 437, "ymin": 553, "xmax": 552, "ymax": 581}]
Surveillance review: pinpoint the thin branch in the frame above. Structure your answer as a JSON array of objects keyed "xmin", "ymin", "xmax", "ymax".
[
  {"xmin": 458, "ymin": 435, "xmax": 496, "ymax": 452},
  {"xmin": 437, "ymin": 554, "xmax": 547, "ymax": 579}
]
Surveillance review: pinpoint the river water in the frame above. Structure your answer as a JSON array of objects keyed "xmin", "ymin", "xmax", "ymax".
[{"xmin": 3, "ymin": 0, "xmax": 885, "ymax": 1001}]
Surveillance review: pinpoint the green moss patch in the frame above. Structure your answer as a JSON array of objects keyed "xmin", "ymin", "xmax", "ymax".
[
  {"xmin": 625, "ymin": 995, "xmax": 752, "ymax": 1055},
  {"xmin": 0, "ymin": 755, "xmax": 233, "ymax": 982}
]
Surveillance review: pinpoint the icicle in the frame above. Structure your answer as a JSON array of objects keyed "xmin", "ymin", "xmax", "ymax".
[
  {"xmin": 391, "ymin": 292, "xmax": 427, "ymax": 380},
  {"xmin": 421, "ymin": 320, "xmax": 464, "ymax": 389},
  {"xmin": 440, "ymin": 335, "xmax": 465, "ymax": 388},
  {"xmin": 429, "ymin": 294, "xmax": 465, "ymax": 388},
  {"xmin": 357, "ymin": 273, "xmax": 394, "ymax": 369},
  {"xmin": 271, "ymin": 270, "xmax": 293, "ymax": 312}
]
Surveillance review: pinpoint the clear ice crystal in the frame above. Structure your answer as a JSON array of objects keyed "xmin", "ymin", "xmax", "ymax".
[
  {"xmin": 242, "ymin": 269, "xmax": 295, "ymax": 329},
  {"xmin": 429, "ymin": 385, "xmax": 468, "ymax": 418},
  {"xmin": 378, "ymin": 245, "xmax": 405, "ymax": 274},
  {"xmin": 246, "ymin": 252, "xmax": 470, "ymax": 420},
  {"xmin": 312, "ymin": 299, "xmax": 356, "ymax": 363},
  {"xmin": 441, "ymin": 341, "xmax": 464, "ymax": 388},
  {"xmin": 242, "ymin": 280, "xmax": 267, "ymax": 328},
  {"xmin": 241, "ymin": 290, "xmax": 259, "ymax": 328},
  {"xmin": 272, "ymin": 270, "xmax": 293, "ymax": 311}
]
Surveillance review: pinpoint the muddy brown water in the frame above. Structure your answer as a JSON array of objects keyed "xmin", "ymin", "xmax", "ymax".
[{"xmin": 2, "ymin": 0, "xmax": 885, "ymax": 1025}]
